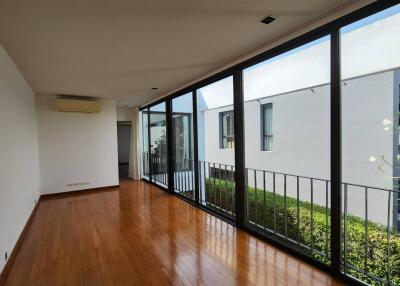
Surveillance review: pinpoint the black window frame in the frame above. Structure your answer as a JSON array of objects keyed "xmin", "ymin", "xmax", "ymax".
[
  {"xmin": 219, "ymin": 110, "xmax": 234, "ymax": 149},
  {"xmin": 260, "ymin": 103, "xmax": 273, "ymax": 151},
  {"xmin": 138, "ymin": 2, "xmax": 400, "ymax": 286}
]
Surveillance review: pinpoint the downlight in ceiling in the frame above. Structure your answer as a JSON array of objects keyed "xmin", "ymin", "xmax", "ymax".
[{"xmin": 260, "ymin": 16, "xmax": 276, "ymax": 25}]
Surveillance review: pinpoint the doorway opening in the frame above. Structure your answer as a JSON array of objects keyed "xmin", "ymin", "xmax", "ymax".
[{"xmin": 117, "ymin": 121, "xmax": 131, "ymax": 180}]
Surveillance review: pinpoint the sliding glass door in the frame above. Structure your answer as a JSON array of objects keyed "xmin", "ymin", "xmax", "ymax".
[
  {"xmin": 149, "ymin": 103, "xmax": 168, "ymax": 187},
  {"xmin": 172, "ymin": 93, "xmax": 195, "ymax": 200},
  {"xmin": 243, "ymin": 36, "xmax": 331, "ymax": 264},
  {"xmin": 196, "ymin": 76, "xmax": 236, "ymax": 219}
]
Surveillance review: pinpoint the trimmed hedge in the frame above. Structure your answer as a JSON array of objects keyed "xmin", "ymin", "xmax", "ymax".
[{"xmin": 205, "ymin": 178, "xmax": 400, "ymax": 285}]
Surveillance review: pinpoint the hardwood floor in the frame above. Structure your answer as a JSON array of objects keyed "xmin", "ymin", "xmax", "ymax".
[{"xmin": 3, "ymin": 180, "xmax": 343, "ymax": 286}]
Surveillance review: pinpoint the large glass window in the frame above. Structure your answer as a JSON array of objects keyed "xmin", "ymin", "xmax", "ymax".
[
  {"xmin": 172, "ymin": 93, "xmax": 195, "ymax": 200},
  {"xmin": 243, "ymin": 36, "xmax": 331, "ymax": 264},
  {"xmin": 149, "ymin": 102, "xmax": 168, "ymax": 187},
  {"xmin": 138, "ymin": 4, "xmax": 400, "ymax": 285},
  {"xmin": 197, "ymin": 76, "xmax": 235, "ymax": 219},
  {"xmin": 340, "ymin": 4, "xmax": 400, "ymax": 285}
]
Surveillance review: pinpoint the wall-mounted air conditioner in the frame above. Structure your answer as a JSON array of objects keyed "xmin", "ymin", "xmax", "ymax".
[{"xmin": 54, "ymin": 98, "xmax": 101, "ymax": 113}]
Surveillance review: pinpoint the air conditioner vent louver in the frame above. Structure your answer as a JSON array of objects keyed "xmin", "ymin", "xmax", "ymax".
[{"xmin": 54, "ymin": 98, "xmax": 101, "ymax": 113}]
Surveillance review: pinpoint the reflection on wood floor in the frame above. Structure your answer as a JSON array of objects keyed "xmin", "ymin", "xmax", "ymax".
[{"xmin": 4, "ymin": 180, "xmax": 342, "ymax": 286}]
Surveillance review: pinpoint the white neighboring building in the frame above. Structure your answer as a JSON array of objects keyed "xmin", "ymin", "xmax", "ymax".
[{"xmin": 198, "ymin": 12, "xmax": 400, "ymax": 225}]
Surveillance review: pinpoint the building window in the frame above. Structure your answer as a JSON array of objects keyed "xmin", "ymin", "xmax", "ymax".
[
  {"xmin": 261, "ymin": 103, "xmax": 273, "ymax": 151},
  {"xmin": 219, "ymin": 111, "xmax": 234, "ymax": 149}
]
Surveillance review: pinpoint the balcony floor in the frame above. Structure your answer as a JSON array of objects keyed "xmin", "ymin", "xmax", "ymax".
[{"xmin": 4, "ymin": 180, "xmax": 342, "ymax": 286}]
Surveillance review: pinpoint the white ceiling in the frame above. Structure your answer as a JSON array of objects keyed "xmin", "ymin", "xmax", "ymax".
[{"xmin": 0, "ymin": 0, "xmax": 367, "ymax": 107}]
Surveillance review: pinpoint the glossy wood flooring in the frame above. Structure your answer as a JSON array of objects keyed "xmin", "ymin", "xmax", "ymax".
[{"xmin": 4, "ymin": 180, "xmax": 343, "ymax": 286}]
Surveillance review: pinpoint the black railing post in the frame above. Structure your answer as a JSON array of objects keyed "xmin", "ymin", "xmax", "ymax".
[
  {"xmin": 330, "ymin": 28, "xmax": 342, "ymax": 275},
  {"xmin": 192, "ymin": 90, "xmax": 200, "ymax": 204},
  {"xmin": 233, "ymin": 70, "xmax": 246, "ymax": 228},
  {"xmin": 166, "ymin": 99, "xmax": 174, "ymax": 193}
]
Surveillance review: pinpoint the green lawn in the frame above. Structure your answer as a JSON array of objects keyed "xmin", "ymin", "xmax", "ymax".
[{"xmin": 205, "ymin": 178, "xmax": 400, "ymax": 286}]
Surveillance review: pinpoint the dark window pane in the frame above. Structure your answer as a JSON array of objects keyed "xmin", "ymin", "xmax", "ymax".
[
  {"xmin": 262, "ymin": 103, "xmax": 273, "ymax": 151},
  {"xmin": 220, "ymin": 111, "xmax": 234, "ymax": 149}
]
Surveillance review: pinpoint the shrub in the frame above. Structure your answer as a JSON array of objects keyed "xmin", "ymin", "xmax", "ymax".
[{"xmin": 205, "ymin": 178, "xmax": 400, "ymax": 285}]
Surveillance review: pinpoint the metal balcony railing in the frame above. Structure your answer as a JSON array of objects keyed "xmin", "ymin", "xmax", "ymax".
[
  {"xmin": 198, "ymin": 160, "xmax": 236, "ymax": 220},
  {"xmin": 142, "ymin": 154, "xmax": 400, "ymax": 285},
  {"xmin": 143, "ymin": 152, "xmax": 168, "ymax": 186},
  {"xmin": 173, "ymin": 158, "xmax": 195, "ymax": 200}
]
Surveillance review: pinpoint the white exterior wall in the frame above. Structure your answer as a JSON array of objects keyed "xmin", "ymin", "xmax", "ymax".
[
  {"xmin": 202, "ymin": 71, "xmax": 396, "ymax": 224},
  {"xmin": 203, "ymin": 104, "xmax": 236, "ymax": 166},
  {"xmin": 198, "ymin": 13, "xmax": 400, "ymax": 225}
]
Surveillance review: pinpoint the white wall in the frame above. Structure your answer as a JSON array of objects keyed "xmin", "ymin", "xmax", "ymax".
[
  {"xmin": 203, "ymin": 71, "xmax": 396, "ymax": 224},
  {"xmin": 203, "ymin": 105, "xmax": 235, "ymax": 166},
  {"xmin": 36, "ymin": 96, "xmax": 119, "ymax": 194},
  {"xmin": 196, "ymin": 13, "xmax": 400, "ymax": 225},
  {"xmin": 341, "ymin": 12, "xmax": 400, "ymax": 79},
  {"xmin": 0, "ymin": 45, "xmax": 41, "ymax": 272},
  {"xmin": 117, "ymin": 107, "xmax": 132, "ymax": 122}
]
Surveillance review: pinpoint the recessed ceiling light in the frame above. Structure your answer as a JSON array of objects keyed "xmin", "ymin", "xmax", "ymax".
[
  {"xmin": 151, "ymin": 87, "xmax": 158, "ymax": 90},
  {"xmin": 260, "ymin": 16, "xmax": 276, "ymax": 25}
]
